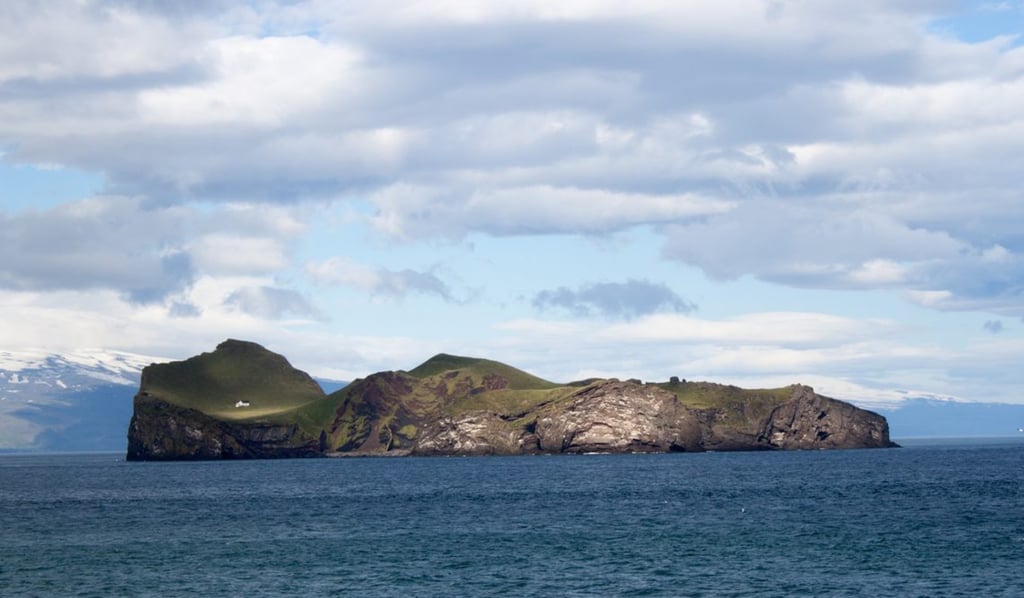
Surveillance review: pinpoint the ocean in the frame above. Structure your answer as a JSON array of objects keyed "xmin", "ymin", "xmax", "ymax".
[{"xmin": 2, "ymin": 439, "xmax": 1022, "ymax": 597}]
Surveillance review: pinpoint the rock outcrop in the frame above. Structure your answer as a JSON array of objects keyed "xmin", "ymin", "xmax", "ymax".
[
  {"xmin": 533, "ymin": 380, "xmax": 705, "ymax": 454},
  {"xmin": 412, "ymin": 379, "xmax": 894, "ymax": 456},
  {"xmin": 758, "ymin": 385, "xmax": 892, "ymax": 450},
  {"xmin": 127, "ymin": 342, "xmax": 896, "ymax": 460},
  {"xmin": 127, "ymin": 394, "xmax": 321, "ymax": 460},
  {"xmin": 415, "ymin": 412, "xmax": 530, "ymax": 456}
]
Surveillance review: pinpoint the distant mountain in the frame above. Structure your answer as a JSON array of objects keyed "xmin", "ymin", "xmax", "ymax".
[
  {"xmin": 0, "ymin": 350, "xmax": 153, "ymax": 452},
  {"xmin": 0, "ymin": 348, "xmax": 345, "ymax": 452},
  {"xmin": 878, "ymin": 399, "xmax": 1024, "ymax": 439},
  {"xmin": 127, "ymin": 340, "xmax": 895, "ymax": 460}
]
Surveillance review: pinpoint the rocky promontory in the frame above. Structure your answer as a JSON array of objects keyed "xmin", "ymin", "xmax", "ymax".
[{"xmin": 126, "ymin": 340, "xmax": 895, "ymax": 460}]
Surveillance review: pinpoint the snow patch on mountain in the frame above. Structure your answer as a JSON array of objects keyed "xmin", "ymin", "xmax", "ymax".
[{"xmin": 0, "ymin": 349, "xmax": 166, "ymax": 388}]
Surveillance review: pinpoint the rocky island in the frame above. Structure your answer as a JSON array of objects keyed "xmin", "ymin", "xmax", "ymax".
[{"xmin": 126, "ymin": 339, "xmax": 896, "ymax": 460}]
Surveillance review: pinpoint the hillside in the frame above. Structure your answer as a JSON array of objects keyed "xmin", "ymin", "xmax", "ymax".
[
  {"xmin": 139, "ymin": 339, "xmax": 325, "ymax": 420},
  {"xmin": 126, "ymin": 340, "xmax": 896, "ymax": 460}
]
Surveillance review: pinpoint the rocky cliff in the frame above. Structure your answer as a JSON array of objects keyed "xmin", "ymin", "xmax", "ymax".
[
  {"xmin": 126, "ymin": 394, "xmax": 321, "ymax": 460},
  {"xmin": 413, "ymin": 378, "xmax": 893, "ymax": 455},
  {"xmin": 126, "ymin": 340, "xmax": 325, "ymax": 460},
  {"xmin": 127, "ymin": 341, "xmax": 896, "ymax": 460}
]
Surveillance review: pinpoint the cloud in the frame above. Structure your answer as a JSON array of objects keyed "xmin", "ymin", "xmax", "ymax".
[
  {"xmin": 306, "ymin": 257, "xmax": 453, "ymax": 300},
  {"xmin": 223, "ymin": 286, "xmax": 320, "ymax": 320},
  {"xmin": 1, "ymin": 1, "xmax": 1023, "ymax": 317},
  {"xmin": 660, "ymin": 199, "xmax": 1024, "ymax": 316},
  {"xmin": 370, "ymin": 184, "xmax": 734, "ymax": 239},
  {"xmin": 168, "ymin": 301, "xmax": 201, "ymax": 318},
  {"xmin": 188, "ymin": 235, "xmax": 290, "ymax": 275},
  {"xmin": 0, "ymin": 196, "xmax": 306, "ymax": 302},
  {"xmin": 0, "ymin": 2, "xmax": 996, "ymax": 208},
  {"xmin": 662, "ymin": 201, "xmax": 965, "ymax": 287},
  {"xmin": 532, "ymin": 279, "xmax": 695, "ymax": 319},
  {"xmin": 0, "ymin": 196, "xmax": 195, "ymax": 301},
  {"xmin": 500, "ymin": 311, "xmax": 900, "ymax": 348},
  {"xmin": 983, "ymin": 319, "xmax": 1005, "ymax": 334}
]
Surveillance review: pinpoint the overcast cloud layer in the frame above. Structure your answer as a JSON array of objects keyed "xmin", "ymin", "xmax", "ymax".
[{"xmin": 2, "ymin": 1, "xmax": 1023, "ymax": 407}]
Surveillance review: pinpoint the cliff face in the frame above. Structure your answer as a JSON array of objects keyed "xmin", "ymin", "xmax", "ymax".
[
  {"xmin": 534, "ymin": 380, "xmax": 705, "ymax": 454},
  {"xmin": 126, "ymin": 394, "xmax": 320, "ymax": 460},
  {"xmin": 411, "ymin": 379, "xmax": 893, "ymax": 456},
  {"xmin": 127, "ymin": 395, "xmax": 245, "ymax": 460},
  {"xmin": 126, "ymin": 342, "xmax": 896, "ymax": 460},
  {"xmin": 759, "ymin": 385, "xmax": 892, "ymax": 450}
]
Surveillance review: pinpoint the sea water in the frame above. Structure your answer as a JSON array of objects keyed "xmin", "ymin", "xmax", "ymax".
[{"xmin": 1, "ymin": 439, "xmax": 1022, "ymax": 597}]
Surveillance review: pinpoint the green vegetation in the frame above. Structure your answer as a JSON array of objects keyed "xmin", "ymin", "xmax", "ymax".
[
  {"xmin": 654, "ymin": 380, "xmax": 794, "ymax": 424},
  {"xmin": 406, "ymin": 353, "xmax": 559, "ymax": 390},
  {"xmin": 141, "ymin": 339, "xmax": 327, "ymax": 423},
  {"xmin": 654, "ymin": 380, "xmax": 792, "ymax": 408}
]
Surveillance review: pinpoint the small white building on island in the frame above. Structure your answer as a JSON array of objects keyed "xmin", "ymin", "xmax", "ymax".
[{"xmin": 235, "ymin": 400, "xmax": 251, "ymax": 408}]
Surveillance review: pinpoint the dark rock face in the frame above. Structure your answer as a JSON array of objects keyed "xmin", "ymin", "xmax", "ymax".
[
  {"xmin": 127, "ymin": 395, "xmax": 246, "ymax": 460},
  {"xmin": 758, "ymin": 386, "xmax": 893, "ymax": 450},
  {"xmin": 126, "ymin": 394, "xmax": 320, "ymax": 460}
]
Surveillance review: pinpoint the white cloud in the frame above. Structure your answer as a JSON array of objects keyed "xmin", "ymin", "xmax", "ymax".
[
  {"xmin": 306, "ymin": 256, "xmax": 453, "ymax": 300},
  {"xmin": 370, "ymin": 184, "xmax": 734, "ymax": 239},
  {"xmin": 138, "ymin": 35, "xmax": 362, "ymax": 127},
  {"xmin": 847, "ymin": 260, "xmax": 909, "ymax": 285},
  {"xmin": 0, "ymin": 197, "xmax": 307, "ymax": 299},
  {"xmin": 0, "ymin": 1, "xmax": 202, "ymax": 84},
  {"xmin": 596, "ymin": 311, "xmax": 898, "ymax": 347},
  {"xmin": 661, "ymin": 202, "xmax": 964, "ymax": 286},
  {"xmin": 905, "ymin": 289, "xmax": 954, "ymax": 308},
  {"xmin": 189, "ymin": 234, "xmax": 290, "ymax": 275},
  {"xmin": 223, "ymin": 286, "xmax": 320, "ymax": 320}
]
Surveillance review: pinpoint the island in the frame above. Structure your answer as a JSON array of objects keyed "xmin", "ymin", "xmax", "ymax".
[{"xmin": 126, "ymin": 339, "xmax": 896, "ymax": 460}]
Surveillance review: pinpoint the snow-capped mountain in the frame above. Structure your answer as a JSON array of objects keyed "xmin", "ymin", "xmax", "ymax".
[
  {"xmin": 0, "ymin": 349, "xmax": 161, "ymax": 389},
  {"xmin": 0, "ymin": 349, "xmax": 165, "ymax": 451}
]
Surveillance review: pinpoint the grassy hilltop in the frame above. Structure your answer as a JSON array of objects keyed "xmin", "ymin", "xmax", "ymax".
[{"xmin": 140, "ymin": 339, "xmax": 326, "ymax": 420}]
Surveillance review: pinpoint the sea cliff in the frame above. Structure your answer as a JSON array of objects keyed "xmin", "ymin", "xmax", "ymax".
[{"xmin": 126, "ymin": 340, "xmax": 895, "ymax": 460}]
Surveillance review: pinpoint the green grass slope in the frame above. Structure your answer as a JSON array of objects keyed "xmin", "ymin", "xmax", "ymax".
[
  {"xmin": 406, "ymin": 353, "xmax": 559, "ymax": 390},
  {"xmin": 140, "ymin": 339, "xmax": 327, "ymax": 422}
]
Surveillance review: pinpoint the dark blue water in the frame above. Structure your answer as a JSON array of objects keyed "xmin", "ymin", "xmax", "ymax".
[{"xmin": 2, "ymin": 440, "xmax": 1023, "ymax": 597}]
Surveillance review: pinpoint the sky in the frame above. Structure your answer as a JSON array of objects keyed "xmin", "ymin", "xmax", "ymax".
[{"xmin": 1, "ymin": 0, "xmax": 1023, "ymax": 407}]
